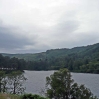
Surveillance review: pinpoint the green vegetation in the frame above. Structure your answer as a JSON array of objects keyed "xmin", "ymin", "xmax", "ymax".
[
  {"xmin": 0, "ymin": 71, "xmax": 49, "ymax": 99},
  {"xmin": 0, "ymin": 69, "xmax": 98, "ymax": 99},
  {"xmin": 0, "ymin": 54, "xmax": 26, "ymax": 71},
  {"xmin": 0, "ymin": 43, "xmax": 99, "ymax": 73},
  {"xmin": 8, "ymin": 71, "xmax": 27, "ymax": 94},
  {"xmin": 0, "ymin": 71, "xmax": 27, "ymax": 94},
  {"xmin": 0, "ymin": 93, "xmax": 21, "ymax": 99},
  {"xmin": 1, "ymin": 43, "xmax": 99, "ymax": 73},
  {"xmin": 0, "ymin": 71, "xmax": 6, "ymax": 92},
  {"xmin": 2, "ymin": 43, "xmax": 99, "ymax": 61},
  {"xmin": 46, "ymin": 68, "xmax": 98, "ymax": 99},
  {"xmin": 21, "ymin": 94, "xmax": 48, "ymax": 99},
  {"xmin": 0, "ymin": 93, "xmax": 48, "ymax": 99}
]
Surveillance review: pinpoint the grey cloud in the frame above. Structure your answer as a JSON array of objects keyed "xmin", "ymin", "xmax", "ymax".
[
  {"xmin": 0, "ymin": 0, "xmax": 99, "ymax": 53},
  {"xmin": 0, "ymin": 23, "xmax": 36, "ymax": 52},
  {"xmin": 47, "ymin": 20, "xmax": 80, "ymax": 46},
  {"xmin": 53, "ymin": 31, "xmax": 99, "ymax": 49},
  {"xmin": 72, "ymin": 32, "xmax": 99, "ymax": 47},
  {"xmin": 53, "ymin": 8, "xmax": 80, "ymax": 34},
  {"xmin": 52, "ymin": 20, "xmax": 80, "ymax": 37}
]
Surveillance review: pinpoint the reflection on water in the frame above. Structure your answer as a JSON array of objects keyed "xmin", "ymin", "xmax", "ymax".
[{"xmin": 24, "ymin": 70, "xmax": 99, "ymax": 97}]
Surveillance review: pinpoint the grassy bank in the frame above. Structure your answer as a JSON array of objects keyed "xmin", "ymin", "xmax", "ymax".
[
  {"xmin": 0, "ymin": 93, "xmax": 21, "ymax": 99},
  {"xmin": 0, "ymin": 93, "xmax": 48, "ymax": 99}
]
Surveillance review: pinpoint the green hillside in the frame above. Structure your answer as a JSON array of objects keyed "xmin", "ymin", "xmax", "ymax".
[
  {"xmin": 1, "ymin": 43, "xmax": 99, "ymax": 61},
  {"xmin": 1, "ymin": 43, "xmax": 99, "ymax": 73}
]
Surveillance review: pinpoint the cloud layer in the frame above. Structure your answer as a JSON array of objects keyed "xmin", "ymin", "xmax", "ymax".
[{"xmin": 0, "ymin": 0, "xmax": 99, "ymax": 53}]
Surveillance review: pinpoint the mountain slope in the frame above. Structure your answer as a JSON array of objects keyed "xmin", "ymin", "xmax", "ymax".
[
  {"xmin": 1, "ymin": 43, "xmax": 99, "ymax": 73},
  {"xmin": 1, "ymin": 43, "xmax": 99, "ymax": 61}
]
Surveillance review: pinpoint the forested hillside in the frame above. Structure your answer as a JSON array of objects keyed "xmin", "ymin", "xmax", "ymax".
[
  {"xmin": 1, "ymin": 43, "xmax": 99, "ymax": 73},
  {"xmin": 0, "ymin": 54, "xmax": 26, "ymax": 71},
  {"xmin": 2, "ymin": 43, "xmax": 99, "ymax": 61}
]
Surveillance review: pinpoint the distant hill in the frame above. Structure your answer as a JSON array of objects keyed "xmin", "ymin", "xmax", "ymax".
[
  {"xmin": 1, "ymin": 43, "xmax": 99, "ymax": 73},
  {"xmin": 1, "ymin": 43, "xmax": 99, "ymax": 61}
]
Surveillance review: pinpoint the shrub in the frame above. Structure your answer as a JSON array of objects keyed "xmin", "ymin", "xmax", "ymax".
[{"xmin": 21, "ymin": 94, "xmax": 48, "ymax": 99}]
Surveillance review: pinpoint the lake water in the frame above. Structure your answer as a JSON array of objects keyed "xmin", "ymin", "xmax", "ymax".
[{"xmin": 24, "ymin": 70, "xmax": 99, "ymax": 97}]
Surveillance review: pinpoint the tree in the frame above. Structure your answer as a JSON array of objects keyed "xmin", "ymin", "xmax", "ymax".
[
  {"xmin": 8, "ymin": 71, "xmax": 27, "ymax": 94},
  {"xmin": 1, "ymin": 75, "xmax": 8, "ymax": 93},
  {"xmin": 21, "ymin": 94, "xmax": 49, "ymax": 99},
  {"xmin": 0, "ymin": 71, "xmax": 7, "ymax": 92},
  {"xmin": 46, "ymin": 68, "xmax": 98, "ymax": 99}
]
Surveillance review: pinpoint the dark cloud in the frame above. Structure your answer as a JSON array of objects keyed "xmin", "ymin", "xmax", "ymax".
[
  {"xmin": 0, "ymin": 0, "xmax": 99, "ymax": 53},
  {"xmin": 0, "ymin": 23, "xmax": 36, "ymax": 52}
]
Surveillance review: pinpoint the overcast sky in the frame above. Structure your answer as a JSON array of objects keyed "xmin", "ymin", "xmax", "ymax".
[{"xmin": 0, "ymin": 0, "xmax": 99, "ymax": 53}]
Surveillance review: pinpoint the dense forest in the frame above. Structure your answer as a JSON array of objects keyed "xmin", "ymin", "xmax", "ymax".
[
  {"xmin": 0, "ymin": 43, "xmax": 99, "ymax": 73},
  {"xmin": 0, "ymin": 54, "xmax": 26, "ymax": 71}
]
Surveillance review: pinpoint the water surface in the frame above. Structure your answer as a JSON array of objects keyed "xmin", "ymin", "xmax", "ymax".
[{"xmin": 24, "ymin": 70, "xmax": 99, "ymax": 97}]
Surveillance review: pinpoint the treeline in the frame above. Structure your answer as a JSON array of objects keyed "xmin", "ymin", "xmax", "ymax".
[
  {"xmin": 1, "ymin": 43, "xmax": 99, "ymax": 73},
  {"xmin": 0, "ymin": 52, "xmax": 99, "ymax": 73},
  {"xmin": 26, "ymin": 53, "xmax": 99, "ymax": 74},
  {"xmin": 0, "ymin": 54, "xmax": 26, "ymax": 71},
  {"xmin": 25, "ymin": 43, "xmax": 99, "ymax": 73}
]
